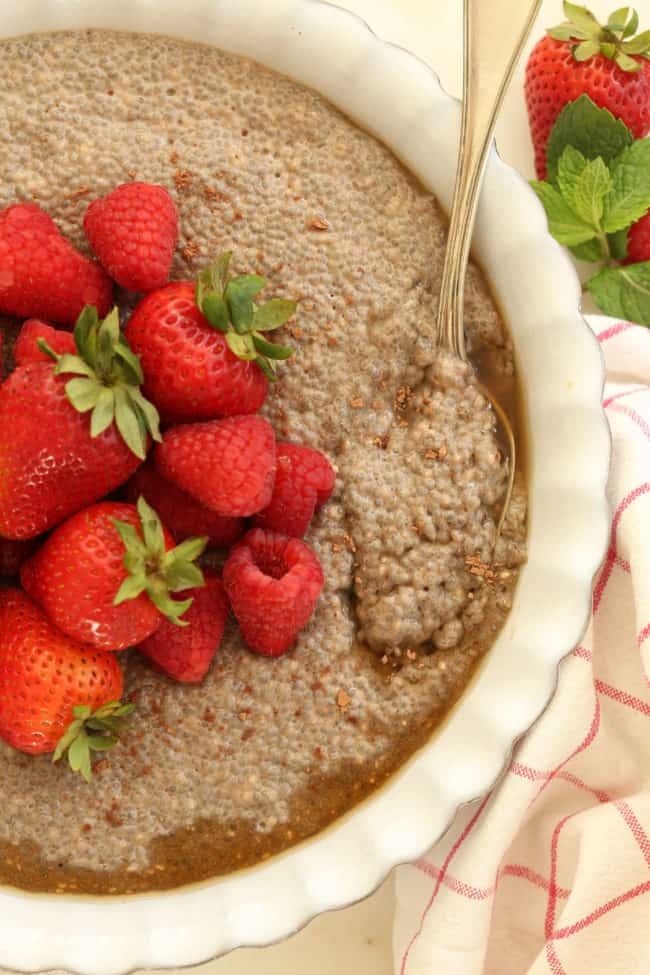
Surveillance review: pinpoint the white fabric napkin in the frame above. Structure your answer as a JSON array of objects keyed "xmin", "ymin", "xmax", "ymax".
[{"xmin": 393, "ymin": 314, "xmax": 650, "ymax": 975}]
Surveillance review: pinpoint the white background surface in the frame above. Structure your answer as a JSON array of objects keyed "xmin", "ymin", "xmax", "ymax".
[{"xmin": 0, "ymin": 2, "xmax": 641, "ymax": 975}]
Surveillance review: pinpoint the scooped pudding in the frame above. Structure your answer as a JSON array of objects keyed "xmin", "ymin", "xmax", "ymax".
[{"xmin": 0, "ymin": 29, "xmax": 526, "ymax": 894}]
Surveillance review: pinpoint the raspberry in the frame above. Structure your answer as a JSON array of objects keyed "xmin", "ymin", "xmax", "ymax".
[
  {"xmin": 624, "ymin": 211, "xmax": 650, "ymax": 265},
  {"xmin": 254, "ymin": 442, "xmax": 335, "ymax": 537},
  {"xmin": 138, "ymin": 572, "xmax": 229, "ymax": 683},
  {"xmin": 84, "ymin": 182, "xmax": 178, "ymax": 292},
  {"xmin": 14, "ymin": 319, "xmax": 76, "ymax": 366},
  {"xmin": 125, "ymin": 463, "xmax": 243, "ymax": 547},
  {"xmin": 0, "ymin": 202, "xmax": 112, "ymax": 324},
  {"xmin": 155, "ymin": 415, "xmax": 276, "ymax": 517},
  {"xmin": 223, "ymin": 528, "xmax": 323, "ymax": 656}
]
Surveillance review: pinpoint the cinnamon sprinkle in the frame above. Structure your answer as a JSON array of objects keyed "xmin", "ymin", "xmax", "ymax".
[
  {"xmin": 307, "ymin": 217, "xmax": 330, "ymax": 231},
  {"xmin": 336, "ymin": 690, "xmax": 352, "ymax": 711},
  {"xmin": 173, "ymin": 169, "xmax": 192, "ymax": 191}
]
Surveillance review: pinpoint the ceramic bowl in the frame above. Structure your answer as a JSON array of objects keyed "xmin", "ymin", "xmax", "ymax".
[{"xmin": 0, "ymin": 2, "xmax": 610, "ymax": 973}]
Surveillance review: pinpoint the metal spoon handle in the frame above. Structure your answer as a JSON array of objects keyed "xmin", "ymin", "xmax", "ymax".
[{"xmin": 437, "ymin": 0, "xmax": 543, "ymax": 360}]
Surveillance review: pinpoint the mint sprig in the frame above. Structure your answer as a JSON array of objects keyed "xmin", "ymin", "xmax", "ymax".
[
  {"xmin": 195, "ymin": 253, "xmax": 297, "ymax": 381},
  {"xmin": 531, "ymin": 94, "xmax": 650, "ymax": 325},
  {"xmin": 546, "ymin": 95, "xmax": 633, "ymax": 184}
]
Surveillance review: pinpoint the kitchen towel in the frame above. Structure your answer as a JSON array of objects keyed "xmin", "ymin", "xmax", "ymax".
[{"xmin": 394, "ymin": 314, "xmax": 650, "ymax": 975}]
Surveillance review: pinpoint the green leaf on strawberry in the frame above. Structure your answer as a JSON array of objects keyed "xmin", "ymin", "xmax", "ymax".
[
  {"xmin": 254, "ymin": 298, "xmax": 298, "ymax": 330},
  {"xmin": 53, "ymin": 700, "xmax": 134, "ymax": 783},
  {"xmin": 195, "ymin": 253, "xmax": 297, "ymax": 380},
  {"xmin": 548, "ymin": 2, "xmax": 650, "ymax": 71},
  {"xmin": 38, "ymin": 306, "xmax": 161, "ymax": 460},
  {"xmin": 112, "ymin": 496, "xmax": 208, "ymax": 626},
  {"xmin": 226, "ymin": 331, "xmax": 257, "ymax": 360}
]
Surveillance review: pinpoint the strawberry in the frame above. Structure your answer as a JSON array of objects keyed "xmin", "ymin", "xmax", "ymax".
[
  {"xmin": 0, "ymin": 588, "xmax": 130, "ymax": 780},
  {"xmin": 21, "ymin": 497, "xmax": 207, "ymax": 652},
  {"xmin": 84, "ymin": 182, "xmax": 179, "ymax": 293},
  {"xmin": 155, "ymin": 415, "xmax": 276, "ymax": 517},
  {"xmin": 124, "ymin": 462, "xmax": 243, "ymax": 547},
  {"xmin": 124, "ymin": 252, "xmax": 296, "ymax": 422},
  {"xmin": 223, "ymin": 528, "xmax": 323, "ymax": 656},
  {"xmin": 0, "ymin": 537, "xmax": 38, "ymax": 576},
  {"xmin": 525, "ymin": 4, "xmax": 650, "ymax": 179},
  {"xmin": 138, "ymin": 572, "xmax": 229, "ymax": 683},
  {"xmin": 253, "ymin": 442, "xmax": 336, "ymax": 538},
  {"xmin": 0, "ymin": 202, "xmax": 112, "ymax": 325},
  {"xmin": 13, "ymin": 319, "xmax": 76, "ymax": 366},
  {"xmin": 624, "ymin": 210, "xmax": 650, "ymax": 264},
  {"xmin": 0, "ymin": 306, "xmax": 161, "ymax": 539}
]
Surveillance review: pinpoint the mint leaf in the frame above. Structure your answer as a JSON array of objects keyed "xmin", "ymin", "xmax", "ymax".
[
  {"xmin": 570, "ymin": 239, "xmax": 604, "ymax": 262},
  {"xmin": 573, "ymin": 157, "xmax": 612, "ymax": 227},
  {"xmin": 530, "ymin": 180, "xmax": 597, "ymax": 246},
  {"xmin": 557, "ymin": 148, "xmax": 612, "ymax": 227},
  {"xmin": 602, "ymin": 140, "xmax": 650, "ymax": 233},
  {"xmin": 557, "ymin": 145, "xmax": 589, "ymax": 194},
  {"xmin": 608, "ymin": 227, "xmax": 630, "ymax": 261},
  {"xmin": 587, "ymin": 261, "xmax": 650, "ymax": 325},
  {"xmin": 546, "ymin": 95, "xmax": 634, "ymax": 184}
]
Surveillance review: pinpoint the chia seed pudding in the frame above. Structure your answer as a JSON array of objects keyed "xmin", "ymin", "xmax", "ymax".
[{"xmin": 0, "ymin": 29, "xmax": 527, "ymax": 894}]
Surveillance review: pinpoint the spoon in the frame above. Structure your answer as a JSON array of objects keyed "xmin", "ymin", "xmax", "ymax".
[{"xmin": 437, "ymin": 0, "xmax": 543, "ymax": 537}]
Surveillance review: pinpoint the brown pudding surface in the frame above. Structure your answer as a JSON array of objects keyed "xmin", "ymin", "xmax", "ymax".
[{"xmin": 0, "ymin": 29, "xmax": 526, "ymax": 894}]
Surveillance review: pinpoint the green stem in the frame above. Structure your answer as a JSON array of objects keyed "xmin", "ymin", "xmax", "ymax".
[{"xmin": 597, "ymin": 232, "xmax": 613, "ymax": 267}]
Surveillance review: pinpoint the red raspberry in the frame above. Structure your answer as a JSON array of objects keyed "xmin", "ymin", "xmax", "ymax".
[
  {"xmin": 223, "ymin": 528, "xmax": 323, "ymax": 656},
  {"xmin": 0, "ymin": 537, "xmax": 38, "ymax": 577},
  {"xmin": 138, "ymin": 572, "xmax": 229, "ymax": 683},
  {"xmin": 624, "ymin": 211, "xmax": 650, "ymax": 265},
  {"xmin": 125, "ymin": 463, "xmax": 243, "ymax": 547},
  {"xmin": 84, "ymin": 182, "xmax": 178, "ymax": 292},
  {"xmin": 155, "ymin": 415, "xmax": 276, "ymax": 517},
  {"xmin": 125, "ymin": 281, "xmax": 268, "ymax": 421},
  {"xmin": 14, "ymin": 319, "xmax": 76, "ymax": 366},
  {"xmin": 254, "ymin": 442, "xmax": 335, "ymax": 538},
  {"xmin": 0, "ymin": 203, "xmax": 112, "ymax": 325}
]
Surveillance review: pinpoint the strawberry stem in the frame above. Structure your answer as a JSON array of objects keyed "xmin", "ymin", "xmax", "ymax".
[
  {"xmin": 548, "ymin": 2, "xmax": 650, "ymax": 71},
  {"xmin": 52, "ymin": 700, "xmax": 134, "ymax": 782},
  {"xmin": 112, "ymin": 496, "xmax": 207, "ymax": 625},
  {"xmin": 41, "ymin": 306, "xmax": 162, "ymax": 460},
  {"xmin": 194, "ymin": 253, "xmax": 297, "ymax": 380}
]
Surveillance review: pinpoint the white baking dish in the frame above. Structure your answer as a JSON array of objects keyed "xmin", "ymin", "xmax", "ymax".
[{"xmin": 0, "ymin": 2, "xmax": 610, "ymax": 973}]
